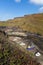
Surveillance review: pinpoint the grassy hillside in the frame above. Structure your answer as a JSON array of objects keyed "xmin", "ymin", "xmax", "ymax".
[{"xmin": 0, "ymin": 13, "xmax": 43, "ymax": 35}]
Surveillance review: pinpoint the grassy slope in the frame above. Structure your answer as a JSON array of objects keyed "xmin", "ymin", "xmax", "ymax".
[{"xmin": 0, "ymin": 13, "xmax": 43, "ymax": 35}]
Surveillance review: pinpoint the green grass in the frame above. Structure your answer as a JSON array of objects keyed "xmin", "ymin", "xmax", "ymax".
[
  {"xmin": 0, "ymin": 13, "xmax": 43, "ymax": 35},
  {"xmin": 0, "ymin": 32, "xmax": 39, "ymax": 65}
]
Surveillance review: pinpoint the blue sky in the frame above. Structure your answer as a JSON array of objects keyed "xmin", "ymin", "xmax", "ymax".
[{"xmin": 0, "ymin": 0, "xmax": 43, "ymax": 21}]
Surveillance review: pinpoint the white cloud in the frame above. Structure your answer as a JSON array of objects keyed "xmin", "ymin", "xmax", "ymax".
[
  {"xmin": 30, "ymin": 0, "xmax": 43, "ymax": 5},
  {"xmin": 14, "ymin": 0, "xmax": 21, "ymax": 3},
  {"xmin": 39, "ymin": 7, "xmax": 43, "ymax": 12}
]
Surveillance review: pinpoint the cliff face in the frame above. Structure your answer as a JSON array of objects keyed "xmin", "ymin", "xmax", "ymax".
[{"xmin": 0, "ymin": 13, "xmax": 43, "ymax": 35}]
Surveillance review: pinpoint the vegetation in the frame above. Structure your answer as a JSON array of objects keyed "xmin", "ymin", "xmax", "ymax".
[
  {"xmin": 0, "ymin": 13, "xmax": 43, "ymax": 35},
  {"xmin": 0, "ymin": 32, "xmax": 40, "ymax": 65}
]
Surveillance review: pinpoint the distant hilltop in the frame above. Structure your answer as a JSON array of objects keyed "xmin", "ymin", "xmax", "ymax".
[{"xmin": 0, "ymin": 13, "xmax": 43, "ymax": 35}]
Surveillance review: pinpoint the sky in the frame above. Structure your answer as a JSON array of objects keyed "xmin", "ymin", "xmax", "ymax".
[{"xmin": 0, "ymin": 0, "xmax": 43, "ymax": 21}]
